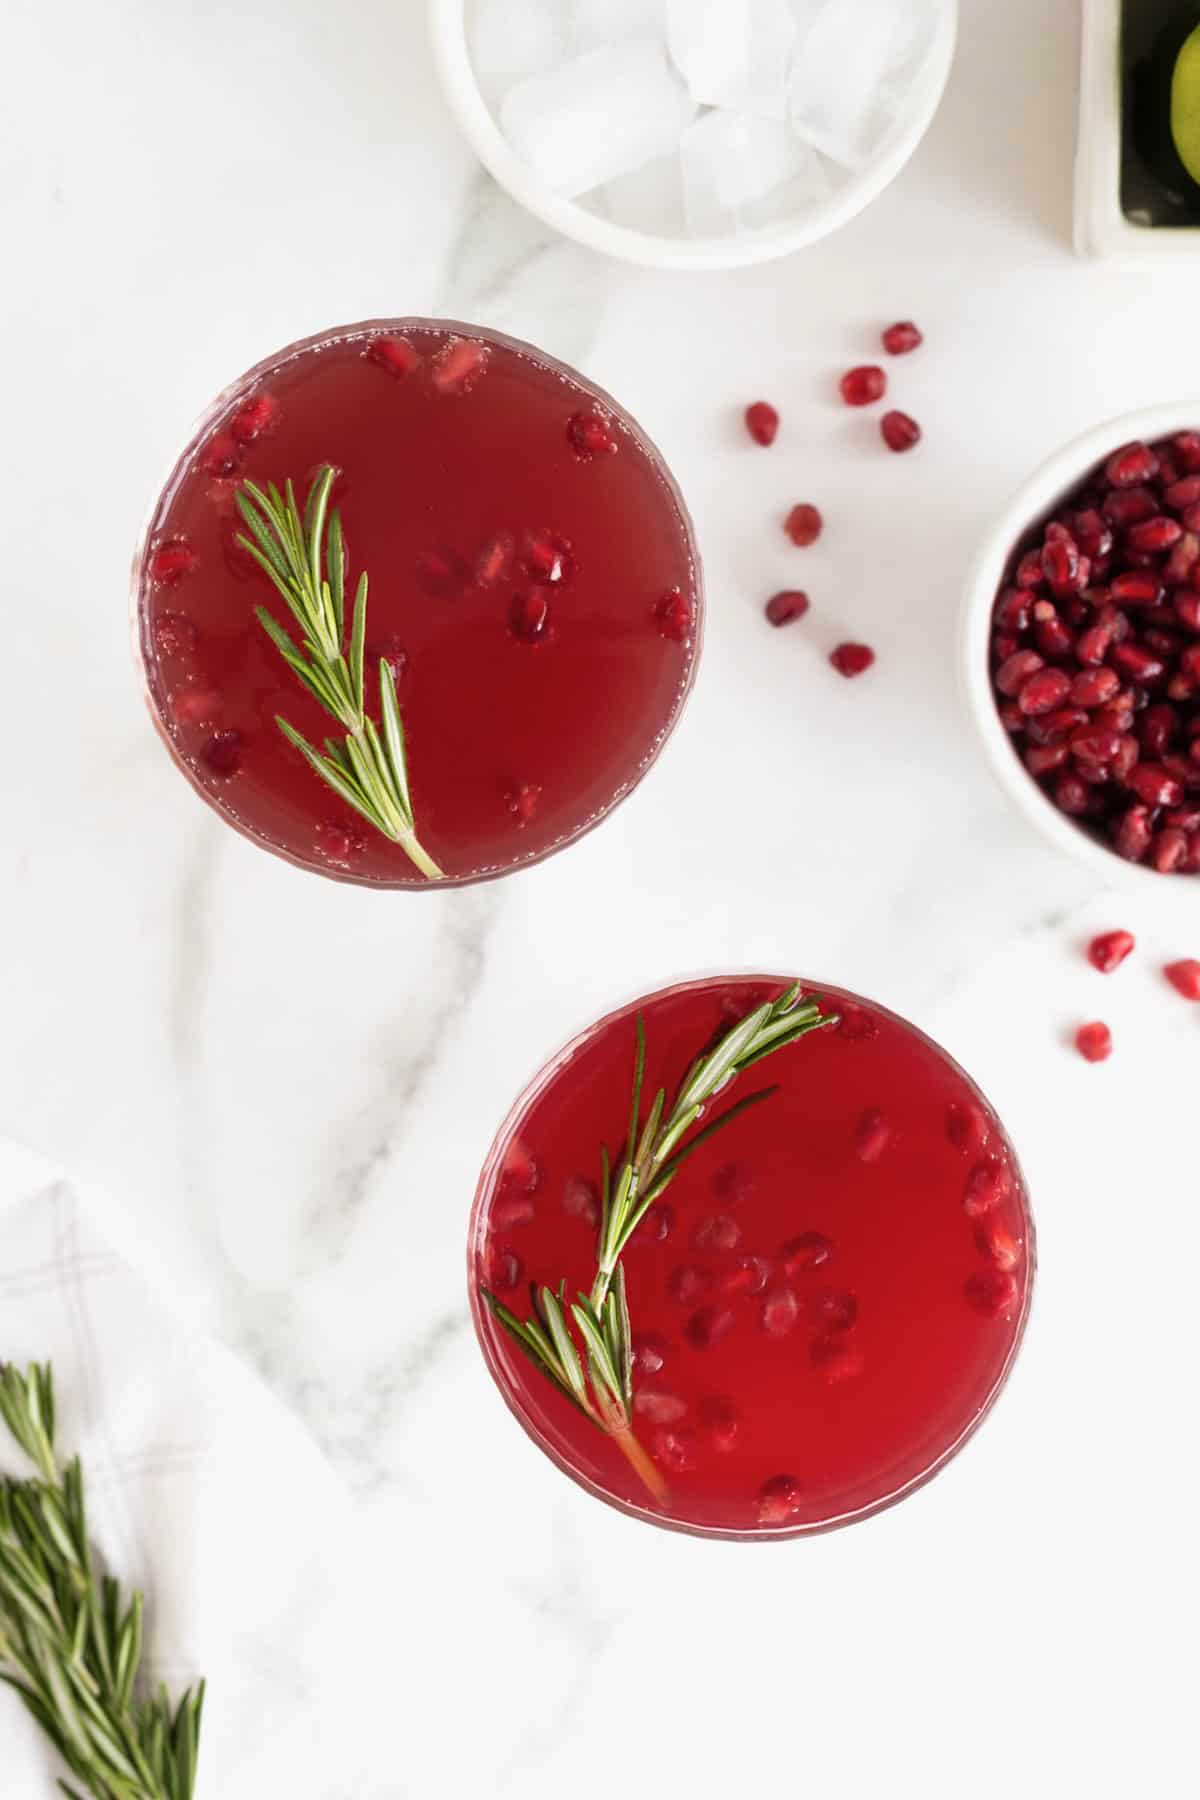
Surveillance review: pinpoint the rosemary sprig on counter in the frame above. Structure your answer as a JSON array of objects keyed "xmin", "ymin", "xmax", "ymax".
[
  {"xmin": 235, "ymin": 464, "xmax": 442, "ymax": 880},
  {"xmin": 0, "ymin": 1363, "xmax": 204, "ymax": 1800},
  {"xmin": 484, "ymin": 983, "xmax": 837, "ymax": 1503}
]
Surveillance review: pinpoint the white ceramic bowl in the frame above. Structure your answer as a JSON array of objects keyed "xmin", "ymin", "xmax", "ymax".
[
  {"xmin": 428, "ymin": 0, "xmax": 959, "ymax": 271},
  {"xmin": 961, "ymin": 402, "xmax": 1200, "ymax": 897}
]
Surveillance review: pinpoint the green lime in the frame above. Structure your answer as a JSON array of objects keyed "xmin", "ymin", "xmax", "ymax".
[{"xmin": 1170, "ymin": 21, "xmax": 1200, "ymax": 186}]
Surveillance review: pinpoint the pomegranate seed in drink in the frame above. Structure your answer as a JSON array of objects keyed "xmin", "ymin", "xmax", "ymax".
[
  {"xmin": 840, "ymin": 365, "xmax": 886, "ymax": 406},
  {"xmin": 562, "ymin": 1176, "xmax": 600, "ymax": 1227},
  {"xmin": 566, "ymin": 408, "xmax": 619, "ymax": 459},
  {"xmin": 148, "ymin": 538, "xmax": 197, "ymax": 585},
  {"xmin": 505, "ymin": 782, "xmax": 542, "ymax": 827},
  {"xmin": 745, "ymin": 401, "xmax": 779, "ymax": 446},
  {"xmin": 830, "ymin": 642, "xmax": 875, "ymax": 678},
  {"xmin": 854, "ymin": 1109, "xmax": 891, "ymax": 1163},
  {"xmin": 757, "ymin": 1474, "xmax": 804, "ymax": 1526},
  {"xmin": 691, "ymin": 1214, "xmax": 741, "ymax": 1254},
  {"xmin": 780, "ymin": 1231, "xmax": 834, "ymax": 1275},
  {"xmin": 634, "ymin": 1390, "xmax": 687, "ymax": 1425},
  {"xmin": 964, "ymin": 1268, "xmax": 1020, "ymax": 1319},
  {"xmin": 721, "ymin": 1255, "xmax": 772, "ymax": 1298},
  {"xmin": 881, "ymin": 320, "xmax": 923, "ymax": 355},
  {"xmin": 810, "ymin": 1337, "xmax": 865, "ymax": 1383},
  {"xmin": 669, "ymin": 1264, "xmax": 712, "ymax": 1305},
  {"xmin": 365, "ymin": 334, "xmax": 420, "ymax": 378},
  {"xmin": 230, "ymin": 392, "xmax": 278, "ymax": 444},
  {"xmin": 199, "ymin": 432, "xmax": 240, "ymax": 478},
  {"xmin": 1087, "ymin": 929, "xmax": 1135, "ymax": 973},
  {"xmin": 1164, "ymin": 959, "xmax": 1200, "ymax": 1000},
  {"xmin": 486, "ymin": 1247, "xmax": 523, "ymax": 1292},
  {"xmin": 655, "ymin": 587, "xmax": 692, "ymax": 642},
  {"xmin": 963, "ymin": 1158, "xmax": 1008, "ymax": 1218},
  {"xmin": 686, "ymin": 1305, "xmax": 736, "ymax": 1350},
  {"xmin": 1075, "ymin": 1021, "xmax": 1113, "ymax": 1063},
  {"xmin": 975, "ymin": 1216, "xmax": 1023, "ymax": 1272},
  {"xmin": 880, "ymin": 410, "xmax": 921, "ymax": 453},
  {"xmin": 200, "ymin": 730, "xmax": 242, "ymax": 778},
  {"xmin": 765, "ymin": 590, "xmax": 809, "ymax": 627},
  {"xmin": 509, "ymin": 590, "xmax": 553, "ymax": 644},
  {"xmin": 946, "ymin": 1100, "xmax": 988, "ymax": 1155},
  {"xmin": 431, "ymin": 336, "xmax": 489, "ymax": 395},
  {"xmin": 492, "ymin": 1192, "xmax": 536, "ymax": 1230},
  {"xmin": 784, "ymin": 503, "xmax": 823, "ymax": 547},
  {"xmin": 760, "ymin": 1288, "xmax": 800, "ymax": 1338},
  {"xmin": 314, "ymin": 821, "xmax": 366, "ymax": 866},
  {"xmin": 700, "ymin": 1394, "xmax": 740, "ymax": 1453}
]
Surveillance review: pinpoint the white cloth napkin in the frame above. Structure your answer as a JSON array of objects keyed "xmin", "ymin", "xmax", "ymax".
[{"xmin": 0, "ymin": 1136, "xmax": 381, "ymax": 1799}]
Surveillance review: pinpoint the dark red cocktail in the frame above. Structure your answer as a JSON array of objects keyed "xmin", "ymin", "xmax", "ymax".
[
  {"xmin": 470, "ymin": 974, "xmax": 1034, "ymax": 1537},
  {"xmin": 134, "ymin": 320, "xmax": 700, "ymax": 885}
]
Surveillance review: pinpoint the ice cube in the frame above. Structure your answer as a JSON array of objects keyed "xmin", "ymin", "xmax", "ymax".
[
  {"xmin": 681, "ymin": 107, "xmax": 831, "ymax": 236},
  {"xmin": 500, "ymin": 43, "xmax": 696, "ymax": 200},
  {"xmin": 571, "ymin": 0, "xmax": 667, "ymax": 53},
  {"xmin": 593, "ymin": 153, "xmax": 686, "ymax": 236},
  {"xmin": 467, "ymin": 0, "xmax": 570, "ymax": 114},
  {"xmin": 667, "ymin": 0, "xmax": 798, "ymax": 121},
  {"xmin": 788, "ymin": 0, "xmax": 940, "ymax": 168}
]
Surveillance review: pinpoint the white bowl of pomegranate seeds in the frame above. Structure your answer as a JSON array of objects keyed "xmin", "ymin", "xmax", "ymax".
[
  {"xmin": 430, "ymin": 0, "xmax": 959, "ymax": 271},
  {"xmin": 964, "ymin": 403, "xmax": 1200, "ymax": 890}
]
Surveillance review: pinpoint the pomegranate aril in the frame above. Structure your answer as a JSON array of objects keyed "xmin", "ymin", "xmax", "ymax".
[
  {"xmin": 505, "ymin": 782, "xmax": 542, "ymax": 827},
  {"xmin": 995, "ymin": 588, "xmax": 1035, "ymax": 632},
  {"xmin": 1175, "ymin": 431, "xmax": 1200, "ymax": 471},
  {"xmin": 200, "ymin": 729, "xmax": 243, "ymax": 778},
  {"xmin": 655, "ymin": 587, "xmax": 692, "ymax": 642},
  {"xmin": 431, "ymin": 336, "xmax": 489, "ymax": 395},
  {"xmin": 1075, "ymin": 1021, "xmax": 1113, "ymax": 1063},
  {"xmin": 804, "ymin": 1286, "xmax": 858, "ymax": 1333},
  {"xmin": 760, "ymin": 1288, "xmax": 800, "ymax": 1338},
  {"xmin": 566, "ymin": 408, "xmax": 618, "ymax": 459},
  {"xmin": 784, "ymin": 503, "xmax": 823, "ymax": 547},
  {"xmin": 882, "ymin": 320, "xmax": 923, "ymax": 355},
  {"xmin": 148, "ymin": 538, "xmax": 197, "ymax": 585},
  {"xmin": 766, "ymin": 589, "xmax": 810, "ymax": 627},
  {"xmin": 699, "ymin": 1394, "xmax": 739, "ymax": 1453},
  {"xmin": 1087, "ymin": 929, "xmax": 1135, "ymax": 973},
  {"xmin": 964, "ymin": 1268, "xmax": 1020, "ymax": 1319},
  {"xmin": 153, "ymin": 611, "xmax": 197, "ymax": 656},
  {"xmin": 1018, "ymin": 668, "xmax": 1072, "ymax": 715},
  {"xmin": 416, "ymin": 545, "xmax": 470, "ymax": 600},
  {"xmin": 1104, "ymin": 486, "xmax": 1158, "ymax": 526},
  {"xmin": 757, "ymin": 1473, "xmax": 803, "ymax": 1526},
  {"xmin": 685, "ymin": 1304, "xmax": 736, "ymax": 1350},
  {"xmin": 996, "ymin": 649, "xmax": 1045, "ymax": 695},
  {"xmin": 711, "ymin": 1160, "xmax": 754, "ymax": 1205},
  {"xmin": 1128, "ymin": 516, "xmax": 1183, "ymax": 554},
  {"xmin": 1035, "ymin": 615, "xmax": 1074, "ymax": 659},
  {"xmin": 1151, "ymin": 828, "xmax": 1189, "ymax": 873},
  {"xmin": 1072, "ymin": 510, "xmax": 1113, "ymax": 560},
  {"xmin": 668, "ymin": 1264, "xmax": 711, "ymax": 1305},
  {"xmin": 509, "ymin": 590, "xmax": 553, "ymax": 644},
  {"xmin": 834, "ymin": 1004, "xmax": 879, "ymax": 1041},
  {"xmin": 475, "ymin": 532, "xmax": 515, "ymax": 587},
  {"xmin": 1109, "ymin": 572, "xmax": 1163, "ymax": 606},
  {"xmin": 1114, "ymin": 803, "xmax": 1154, "ymax": 861},
  {"xmin": 1111, "ymin": 643, "xmax": 1166, "ymax": 684},
  {"xmin": 501, "ymin": 1141, "xmax": 540, "ymax": 1194},
  {"xmin": 1070, "ymin": 667, "xmax": 1120, "ymax": 707},
  {"xmin": 999, "ymin": 702, "xmax": 1024, "ymax": 734},
  {"xmin": 171, "ymin": 687, "xmax": 220, "ymax": 725},
  {"xmin": 830, "ymin": 642, "xmax": 875, "ymax": 678},
  {"xmin": 365, "ymin": 334, "xmax": 420, "ymax": 378},
  {"xmin": 522, "ymin": 529, "xmax": 574, "ymax": 587},
  {"xmin": 314, "ymin": 822, "xmax": 365, "ymax": 866},
  {"xmin": 1138, "ymin": 704, "xmax": 1179, "ymax": 757},
  {"xmin": 485, "ymin": 1246, "xmax": 522, "ymax": 1292},
  {"xmin": 1105, "ymin": 441, "xmax": 1159, "ymax": 488},
  {"xmin": 840, "ymin": 365, "xmax": 886, "ymax": 406},
  {"xmin": 1128, "ymin": 763, "xmax": 1184, "ymax": 808},
  {"xmin": 1025, "ymin": 743, "xmax": 1069, "ymax": 775},
  {"xmin": 1017, "ymin": 551, "xmax": 1048, "ymax": 590},
  {"xmin": 1167, "ymin": 475, "xmax": 1200, "ymax": 511},
  {"xmin": 947, "ymin": 1100, "xmax": 988, "ymax": 1155},
  {"xmin": 1029, "ymin": 706, "xmax": 1087, "ymax": 744},
  {"xmin": 652, "ymin": 1428, "xmax": 694, "ymax": 1473},
  {"xmin": 1041, "ymin": 537, "xmax": 1082, "ymax": 595},
  {"xmin": 780, "ymin": 1231, "xmax": 834, "ymax": 1275},
  {"xmin": 641, "ymin": 1202, "xmax": 675, "ymax": 1243},
  {"xmin": 810, "ymin": 1336, "xmax": 865, "ymax": 1383},
  {"xmin": 975, "ymin": 1216, "xmax": 1023, "ymax": 1272},
  {"xmin": 631, "ymin": 1333, "xmax": 668, "ymax": 1377},
  {"xmin": 854, "ymin": 1108, "xmax": 891, "ymax": 1164},
  {"xmin": 881, "ymin": 410, "xmax": 921, "ymax": 453},
  {"xmin": 1055, "ymin": 773, "xmax": 1093, "ymax": 815},
  {"xmin": 492, "ymin": 1193, "xmax": 535, "ymax": 1229},
  {"xmin": 720, "ymin": 1254, "xmax": 772, "ymax": 1298},
  {"xmin": 745, "ymin": 401, "xmax": 780, "ymax": 446},
  {"xmin": 691, "ymin": 1214, "xmax": 741, "ymax": 1254},
  {"xmin": 1076, "ymin": 624, "xmax": 1113, "ymax": 666},
  {"xmin": 1176, "ymin": 594, "xmax": 1200, "ymax": 630},
  {"xmin": 562, "ymin": 1176, "xmax": 600, "ymax": 1227},
  {"xmin": 199, "ymin": 432, "xmax": 240, "ymax": 478},
  {"xmin": 963, "ymin": 1158, "xmax": 1008, "ymax": 1218},
  {"xmin": 230, "ymin": 391, "xmax": 278, "ymax": 444},
  {"xmin": 634, "ymin": 1390, "xmax": 687, "ymax": 1425},
  {"xmin": 1164, "ymin": 958, "xmax": 1200, "ymax": 1000}
]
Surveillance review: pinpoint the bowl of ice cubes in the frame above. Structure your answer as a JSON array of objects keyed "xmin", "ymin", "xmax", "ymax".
[{"xmin": 430, "ymin": 0, "xmax": 958, "ymax": 269}]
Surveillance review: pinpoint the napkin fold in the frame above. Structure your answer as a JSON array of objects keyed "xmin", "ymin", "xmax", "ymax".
[{"xmin": 0, "ymin": 1137, "xmax": 379, "ymax": 1799}]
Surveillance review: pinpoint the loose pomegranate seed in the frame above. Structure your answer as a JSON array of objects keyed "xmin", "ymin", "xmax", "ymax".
[
  {"xmin": 632, "ymin": 1334, "xmax": 668, "ymax": 1377},
  {"xmin": 830, "ymin": 642, "xmax": 875, "ymax": 678},
  {"xmin": 652, "ymin": 1428, "xmax": 695, "ymax": 1473},
  {"xmin": 668, "ymin": 1265, "xmax": 712, "ymax": 1305},
  {"xmin": 1075, "ymin": 1021, "xmax": 1113, "ymax": 1063},
  {"xmin": 760, "ymin": 1288, "xmax": 800, "ymax": 1338},
  {"xmin": 505, "ymin": 782, "xmax": 542, "ymax": 828},
  {"xmin": 1114, "ymin": 803, "xmax": 1154, "ymax": 861},
  {"xmin": 1151, "ymin": 828, "xmax": 1189, "ymax": 873},
  {"xmin": 946, "ymin": 1100, "xmax": 988, "ymax": 1155},
  {"xmin": 880, "ymin": 410, "xmax": 921, "ymax": 453},
  {"xmin": 1128, "ymin": 516, "xmax": 1183, "ymax": 554},
  {"xmin": 566, "ymin": 408, "xmax": 619, "ymax": 459},
  {"xmin": 1167, "ymin": 475, "xmax": 1200, "ymax": 511},
  {"xmin": 975, "ymin": 1216, "xmax": 1023, "ymax": 1273},
  {"xmin": 1175, "ymin": 431, "xmax": 1200, "ymax": 471},
  {"xmin": 840, "ymin": 365, "xmax": 886, "ymax": 406},
  {"xmin": 766, "ymin": 589, "xmax": 809, "ymax": 627},
  {"xmin": 994, "ymin": 588, "xmax": 1034, "ymax": 632},
  {"xmin": 199, "ymin": 432, "xmax": 240, "ymax": 478},
  {"xmin": 1087, "ymin": 929, "xmax": 1135, "ymax": 973},
  {"xmin": 1104, "ymin": 487, "xmax": 1159, "ymax": 527},
  {"xmin": 431, "ymin": 336, "xmax": 490, "ymax": 395},
  {"xmin": 1018, "ymin": 668, "xmax": 1072, "ymax": 715},
  {"xmin": 1109, "ymin": 572, "xmax": 1163, "ymax": 606},
  {"xmin": 522, "ymin": 529, "xmax": 574, "ymax": 587},
  {"xmin": 1041, "ymin": 537, "xmax": 1081, "ymax": 593},
  {"xmin": 757, "ymin": 1474, "xmax": 804, "ymax": 1526},
  {"xmin": 691, "ymin": 1214, "xmax": 741, "ymax": 1254},
  {"xmin": 230, "ymin": 392, "xmax": 278, "ymax": 444},
  {"xmin": 964, "ymin": 1268, "xmax": 1020, "ymax": 1319},
  {"xmin": 1026, "ymin": 743, "xmax": 1069, "ymax": 775},
  {"xmin": 509, "ymin": 590, "xmax": 553, "ymax": 644},
  {"xmin": 1128, "ymin": 763, "xmax": 1184, "ymax": 808},
  {"xmin": 1165, "ymin": 959, "xmax": 1200, "ymax": 1000},
  {"xmin": 1111, "ymin": 643, "xmax": 1165, "ymax": 684},
  {"xmin": 486, "ymin": 1247, "xmax": 522, "ymax": 1292},
  {"xmin": 655, "ymin": 587, "xmax": 692, "ymax": 642},
  {"xmin": 1035, "ymin": 612, "xmax": 1074, "ymax": 658},
  {"xmin": 475, "ymin": 532, "xmax": 514, "ymax": 587},
  {"xmin": 1075, "ymin": 624, "xmax": 1112, "ymax": 666},
  {"xmin": 963, "ymin": 1158, "xmax": 1008, "ymax": 1218},
  {"xmin": 993, "ymin": 633, "xmax": 1020, "ymax": 664},
  {"xmin": 1105, "ymin": 441, "xmax": 1159, "ymax": 488},
  {"xmin": 745, "ymin": 401, "xmax": 779, "ymax": 446},
  {"xmin": 999, "ymin": 701, "xmax": 1024, "ymax": 733},
  {"xmin": 780, "ymin": 1231, "xmax": 834, "ymax": 1275},
  {"xmin": 784, "ymin": 503, "xmax": 823, "ymax": 547},
  {"xmin": 720, "ymin": 1255, "xmax": 772, "ymax": 1298},
  {"xmin": 1055, "ymin": 773, "xmax": 1092, "ymax": 816},
  {"xmin": 148, "ymin": 538, "xmax": 197, "ymax": 585},
  {"xmin": 634, "ymin": 1390, "xmax": 687, "ymax": 1426},
  {"xmin": 200, "ymin": 729, "xmax": 243, "ymax": 778},
  {"xmin": 995, "ymin": 649, "xmax": 1045, "ymax": 695},
  {"xmin": 1017, "ymin": 551, "xmax": 1047, "ymax": 590},
  {"xmin": 1072, "ymin": 510, "xmax": 1113, "ymax": 560},
  {"xmin": 365, "ymin": 334, "xmax": 420, "ymax": 378},
  {"xmin": 1139, "ymin": 703, "xmax": 1179, "ymax": 757},
  {"xmin": 1176, "ymin": 593, "xmax": 1200, "ymax": 630},
  {"xmin": 1070, "ymin": 667, "xmax": 1119, "ymax": 708},
  {"xmin": 685, "ymin": 1304, "xmax": 736, "ymax": 1350},
  {"xmin": 881, "ymin": 320, "xmax": 923, "ymax": 355},
  {"xmin": 809, "ymin": 1337, "xmax": 865, "ymax": 1383},
  {"xmin": 854, "ymin": 1108, "xmax": 891, "ymax": 1163}
]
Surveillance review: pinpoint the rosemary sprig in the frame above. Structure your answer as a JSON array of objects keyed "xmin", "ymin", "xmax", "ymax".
[
  {"xmin": 484, "ymin": 983, "xmax": 837, "ymax": 1503},
  {"xmin": 0, "ymin": 1363, "xmax": 204, "ymax": 1800},
  {"xmin": 235, "ymin": 465, "xmax": 443, "ymax": 880}
]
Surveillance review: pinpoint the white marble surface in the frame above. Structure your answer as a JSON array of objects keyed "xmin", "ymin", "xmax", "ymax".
[{"xmin": 1, "ymin": 0, "xmax": 1197, "ymax": 1794}]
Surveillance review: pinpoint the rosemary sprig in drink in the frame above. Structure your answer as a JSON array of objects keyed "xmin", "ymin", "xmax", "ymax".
[
  {"xmin": 0, "ymin": 1362, "xmax": 205, "ymax": 1800},
  {"xmin": 484, "ymin": 983, "xmax": 837, "ymax": 1504},
  {"xmin": 235, "ymin": 464, "xmax": 442, "ymax": 880}
]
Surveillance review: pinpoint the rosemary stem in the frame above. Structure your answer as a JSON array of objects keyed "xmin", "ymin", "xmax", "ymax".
[{"xmin": 399, "ymin": 832, "xmax": 444, "ymax": 881}]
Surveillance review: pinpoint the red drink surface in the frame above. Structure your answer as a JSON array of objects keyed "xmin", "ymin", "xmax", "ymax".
[
  {"xmin": 471, "ymin": 976, "xmax": 1034, "ymax": 1537},
  {"xmin": 135, "ymin": 321, "xmax": 699, "ymax": 884}
]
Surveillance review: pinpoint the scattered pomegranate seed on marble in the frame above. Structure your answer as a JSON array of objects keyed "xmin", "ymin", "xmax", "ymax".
[
  {"xmin": 766, "ymin": 589, "xmax": 809, "ymax": 627},
  {"xmin": 365, "ymin": 334, "xmax": 420, "ymax": 378},
  {"xmin": 882, "ymin": 320, "xmax": 923, "ymax": 355},
  {"xmin": 1164, "ymin": 959, "xmax": 1200, "ymax": 1000},
  {"xmin": 1075, "ymin": 1021, "xmax": 1113, "ymax": 1063},
  {"xmin": 830, "ymin": 642, "xmax": 875, "ymax": 678},
  {"xmin": 881, "ymin": 410, "xmax": 922, "ymax": 453},
  {"xmin": 784, "ymin": 503, "xmax": 823, "ymax": 547},
  {"xmin": 744, "ymin": 401, "xmax": 779, "ymax": 446},
  {"xmin": 840, "ymin": 365, "xmax": 886, "ymax": 407},
  {"xmin": 1087, "ymin": 929, "xmax": 1136, "ymax": 973}
]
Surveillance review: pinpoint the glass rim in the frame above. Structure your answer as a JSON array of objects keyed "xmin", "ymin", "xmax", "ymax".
[
  {"xmin": 130, "ymin": 315, "xmax": 705, "ymax": 890},
  {"xmin": 467, "ymin": 968, "xmax": 1037, "ymax": 1542}
]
